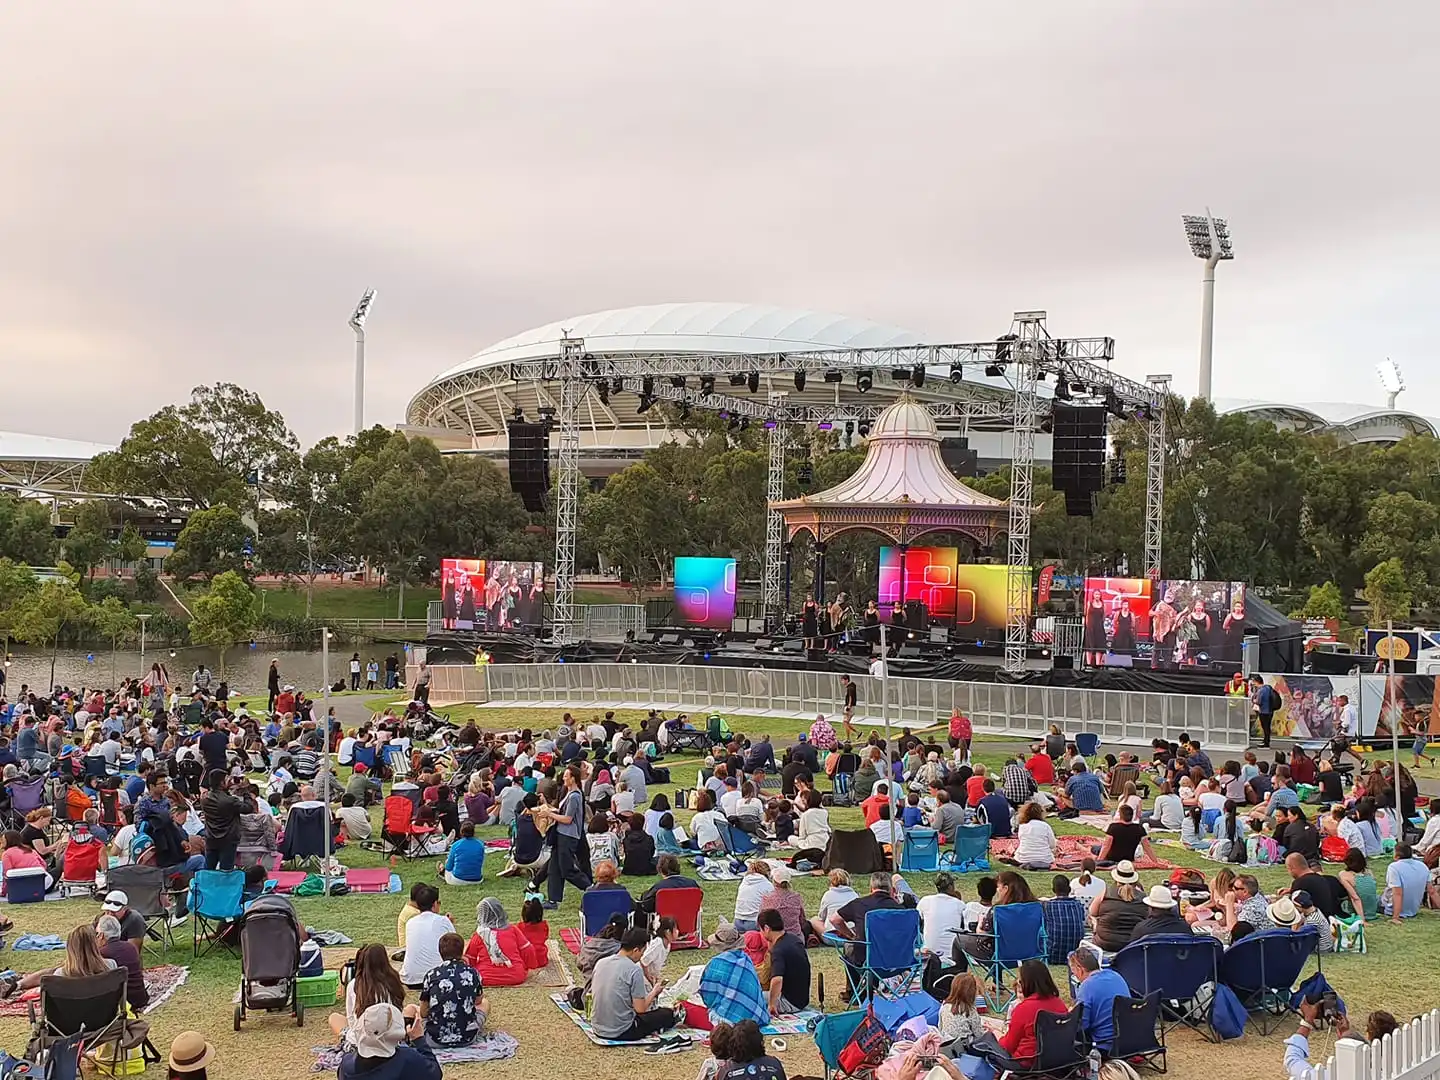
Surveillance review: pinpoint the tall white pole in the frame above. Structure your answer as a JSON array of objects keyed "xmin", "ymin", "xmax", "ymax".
[
  {"xmin": 1198, "ymin": 255, "xmax": 1219, "ymax": 402},
  {"xmin": 321, "ymin": 627, "xmax": 334, "ymax": 878},
  {"xmin": 1388, "ymin": 619, "xmax": 1402, "ymax": 829},
  {"xmin": 137, "ymin": 614, "xmax": 150, "ymax": 681},
  {"xmin": 353, "ymin": 327, "xmax": 365, "ymax": 436},
  {"xmin": 879, "ymin": 623, "xmax": 896, "ymax": 858}
]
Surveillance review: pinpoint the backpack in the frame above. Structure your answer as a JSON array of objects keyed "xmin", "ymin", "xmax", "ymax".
[
  {"xmin": 837, "ymin": 1007, "xmax": 890, "ymax": 1075},
  {"xmin": 1209, "ymin": 983, "xmax": 1248, "ymax": 1040},
  {"xmin": 1320, "ymin": 836, "xmax": 1350, "ymax": 863}
]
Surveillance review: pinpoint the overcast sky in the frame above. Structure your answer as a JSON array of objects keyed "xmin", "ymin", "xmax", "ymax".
[{"xmin": 2, "ymin": 2, "xmax": 1436, "ymax": 446}]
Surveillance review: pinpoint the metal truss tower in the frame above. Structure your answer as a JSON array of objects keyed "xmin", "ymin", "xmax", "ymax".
[
  {"xmin": 551, "ymin": 333, "xmax": 585, "ymax": 645},
  {"xmin": 1005, "ymin": 313, "xmax": 1044, "ymax": 672},
  {"xmin": 1144, "ymin": 375, "xmax": 1171, "ymax": 580},
  {"xmin": 763, "ymin": 393, "xmax": 787, "ymax": 630}
]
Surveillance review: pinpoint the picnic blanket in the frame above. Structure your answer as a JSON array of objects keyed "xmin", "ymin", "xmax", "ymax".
[
  {"xmin": 560, "ymin": 927, "xmax": 584, "ymax": 957},
  {"xmin": 529, "ymin": 940, "xmax": 574, "ymax": 988},
  {"xmin": 266, "ymin": 870, "xmax": 401, "ymax": 894},
  {"xmin": 311, "ymin": 1032, "xmax": 519, "ymax": 1070},
  {"xmin": 549, "ymin": 993, "xmax": 819, "ymax": 1047},
  {"xmin": 483, "ymin": 838, "xmax": 512, "ymax": 851},
  {"xmin": 989, "ymin": 835, "xmax": 1176, "ymax": 870},
  {"xmin": 0, "ymin": 964, "xmax": 188, "ymax": 1019},
  {"xmin": 1074, "ymin": 812, "xmax": 1117, "ymax": 833}
]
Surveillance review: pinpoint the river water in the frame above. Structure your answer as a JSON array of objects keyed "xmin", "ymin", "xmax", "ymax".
[{"xmin": 1, "ymin": 645, "xmax": 410, "ymax": 697}]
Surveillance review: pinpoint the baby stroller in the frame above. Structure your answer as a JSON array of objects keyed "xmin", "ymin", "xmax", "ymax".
[{"xmin": 234, "ymin": 895, "xmax": 305, "ymax": 1030}]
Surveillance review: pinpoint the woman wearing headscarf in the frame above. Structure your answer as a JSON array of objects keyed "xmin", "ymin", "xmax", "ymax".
[{"xmin": 463, "ymin": 898, "xmax": 537, "ymax": 985}]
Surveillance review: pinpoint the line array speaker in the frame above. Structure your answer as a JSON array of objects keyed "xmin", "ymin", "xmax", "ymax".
[{"xmin": 507, "ymin": 422, "xmax": 551, "ymax": 512}]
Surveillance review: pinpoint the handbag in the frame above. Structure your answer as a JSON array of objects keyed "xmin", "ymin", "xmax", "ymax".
[{"xmin": 837, "ymin": 1007, "xmax": 890, "ymax": 1074}]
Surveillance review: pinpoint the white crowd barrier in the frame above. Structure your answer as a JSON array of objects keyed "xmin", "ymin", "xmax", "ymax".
[
  {"xmin": 463, "ymin": 662, "xmax": 1252, "ymax": 751},
  {"xmin": 1309, "ymin": 1011, "xmax": 1440, "ymax": 1080}
]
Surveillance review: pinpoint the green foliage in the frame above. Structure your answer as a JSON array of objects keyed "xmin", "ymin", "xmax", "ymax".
[
  {"xmin": 1363, "ymin": 557, "xmax": 1412, "ymax": 625},
  {"xmin": 0, "ymin": 493, "xmax": 57, "ymax": 565},
  {"xmin": 1294, "ymin": 581, "xmax": 1347, "ymax": 621},
  {"xmin": 133, "ymin": 563, "xmax": 160, "ymax": 602},
  {"xmin": 0, "ymin": 558, "xmax": 40, "ymax": 648},
  {"xmin": 189, "ymin": 571, "xmax": 256, "ymax": 674},
  {"xmin": 115, "ymin": 524, "xmax": 148, "ymax": 566},
  {"xmin": 62, "ymin": 499, "xmax": 116, "ymax": 580},
  {"xmin": 167, "ymin": 506, "xmax": 253, "ymax": 582}
]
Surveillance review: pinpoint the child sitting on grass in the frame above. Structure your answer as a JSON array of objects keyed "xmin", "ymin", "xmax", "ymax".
[
  {"xmin": 518, "ymin": 897, "xmax": 550, "ymax": 957},
  {"xmin": 937, "ymin": 973, "xmax": 985, "ymax": 1054}
]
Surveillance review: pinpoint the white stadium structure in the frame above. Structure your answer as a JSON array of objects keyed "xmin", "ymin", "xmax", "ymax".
[
  {"xmin": 405, "ymin": 302, "xmax": 1437, "ymax": 475},
  {"xmin": 0, "ymin": 431, "xmax": 113, "ymax": 494}
]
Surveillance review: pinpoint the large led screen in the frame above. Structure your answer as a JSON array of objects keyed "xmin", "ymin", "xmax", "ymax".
[
  {"xmin": 877, "ymin": 548, "xmax": 1021, "ymax": 636},
  {"xmin": 1149, "ymin": 579, "xmax": 1248, "ymax": 668},
  {"xmin": 485, "ymin": 561, "xmax": 545, "ymax": 631},
  {"xmin": 1081, "ymin": 577, "xmax": 1153, "ymax": 667},
  {"xmin": 440, "ymin": 558, "xmax": 486, "ymax": 631},
  {"xmin": 674, "ymin": 557, "xmax": 737, "ymax": 630}
]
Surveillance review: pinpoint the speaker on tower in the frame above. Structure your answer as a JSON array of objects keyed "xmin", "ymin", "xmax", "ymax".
[
  {"xmin": 1051, "ymin": 404, "xmax": 1107, "ymax": 507},
  {"xmin": 507, "ymin": 422, "xmax": 551, "ymax": 513}
]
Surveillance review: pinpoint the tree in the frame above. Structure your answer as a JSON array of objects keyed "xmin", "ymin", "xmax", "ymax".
[
  {"xmin": 167, "ymin": 506, "xmax": 253, "ymax": 583},
  {"xmin": 0, "ymin": 493, "xmax": 57, "ymax": 565},
  {"xmin": 584, "ymin": 463, "xmax": 694, "ymax": 597},
  {"xmin": 264, "ymin": 438, "xmax": 360, "ymax": 614},
  {"xmin": 1294, "ymin": 581, "xmax": 1347, "ymax": 621},
  {"xmin": 0, "ymin": 558, "xmax": 40, "ymax": 658},
  {"xmin": 1363, "ymin": 557, "xmax": 1412, "ymax": 626},
  {"xmin": 115, "ymin": 524, "xmax": 149, "ymax": 567},
  {"xmin": 189, "ymin": 571, "xmax": 256, "ymax": 676},
  {"xmin": 63, "ymin": 500, "xmax": 116, "ymax": 582},
  {"xmin": 89, "ymin": 383, "xmax": 297, "ymax": 510},
  {"xmin": 12, "ymin": 577, "xmax": 90, "ymax": 687},
  {"xmin": 89, "ymin": 596, "xmax": 138, "ymax": 686}
]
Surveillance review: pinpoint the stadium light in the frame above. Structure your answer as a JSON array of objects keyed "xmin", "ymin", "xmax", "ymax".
[
  {"xmin": 1377, "ymin": 359, "xmax": 1405, "ymax": 409},
  {"xmin": 1182, "ymin": 210, "xmax": 1234, "ymax": 402},
  {"xmin": 349, "ymin": 288, "xmax": 376, "ymax": 434}
]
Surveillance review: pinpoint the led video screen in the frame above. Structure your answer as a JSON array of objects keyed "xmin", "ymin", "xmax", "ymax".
[
  {"xmin": 674, "ymin": 557, "xmax": 737, "ymax": 630},
  {"xmin": 877, "ymin": 548, "xmax": 1021, "ymax": 636},
  {"xmin": 1149, "ymin": 579, "xmax": 1248, "ymax": 668},
  {"xmin": 440, "ymin": 558, "xmax": 486, "ymax": 631},
  {"xmin": 1081, "ymin": 577, "xmax": 1153, "ymax": 667},
  {"xmin": 440, "ymin": 558, "xmax": 545, "ymax": 631}
]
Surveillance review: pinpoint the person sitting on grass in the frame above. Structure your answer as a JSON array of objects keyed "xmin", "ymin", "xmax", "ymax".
[
  {"xmin": 464, "ymin": 897, "xmax": 539, "ymax": 983},
  {"xmin": 439, "ymin": 822, "xmax": 486, "ymax": 886},
  {"xmin": 330, "ymin": 943, "xmax": 407, "ymax": 1050},
  {"xmin": 654, "ymin": 812, "xmax": 690, "ymax": 855},
  {"xmin": 588, "ymin": 927, "xmax": 679, "ymax": 1042},
  {"xmin": 621, "ymin": 814, "xmax": 657, "ymax": 876},
  {"xmin": 637, "ymin": 854, "xmax": 698, "ymax": 915},
  {"xmin": 410, "ymin": 932, "xmax": 487, "ymax": 1049},
  {"xmin": 517, "ymin": 897, "xmax": 550, "ymax": 956},
  {"xmin": 758, "ymin": 864, "xmax": 809, "ymax": 940},
  {"xmin": 757, "ymin": 908, "xmax": 810, "ymax": 1016},
  {"xmin": 338, "ymin": 1002, "xmax": 440, "ymax": 1080},
  {"xmin": 641, "ymin": 915, "xmax": 680, "ymax": 987}
]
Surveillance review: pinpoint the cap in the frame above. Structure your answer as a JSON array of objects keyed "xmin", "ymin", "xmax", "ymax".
[
  {"xmin": 1111, "ymin": 860, "xmax": 1139, "ymax": 885},
  {"xmin": 797, "ymin": 733, "xmax": 807, "ymax": 741},
  {"xmin": 1292, "ymin": 890, "xmax": 1314, "ymax": 910},
  {"xmin": 1142, "ymin": 884, "xmax": 1177, "ymax": 909},
  {"xmin": 355, "ymin": 1002, "xmax": 406, "ymax": 1058},
  {"xmin": 102, "ymin": 890, "xmax": 128, "ymax": 911}
]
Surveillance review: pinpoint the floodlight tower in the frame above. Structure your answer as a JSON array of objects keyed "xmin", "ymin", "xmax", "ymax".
[
  {"xmin": 1378, "ymin": 359, "xmax": 1406, "ymax": 410},
  {"xmin": 1182, "ymin": 211, "xmax": 1234, "ymax": 402},
  {"xmin": 349, "ymin": 289, "xmax": 377, "ymax": 434}
]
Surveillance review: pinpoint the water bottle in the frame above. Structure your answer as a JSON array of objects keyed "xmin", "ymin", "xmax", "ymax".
[{"xmin": 1088, "ymin": 1048, "xmax": 1102, "ymax": 1080}]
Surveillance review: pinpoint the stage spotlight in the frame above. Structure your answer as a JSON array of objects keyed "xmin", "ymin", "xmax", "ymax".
[
  {"xmin": 984, "ymin": 363, "xmax": 1005, "ymax": 378},
  {"xmin": 857, "ymin": 419, "xmax": 872, "ymax": 437},
  {"xmin": 636, "ymin": 395, "xmax": 656, "ymax": 415},
  {"xmin": 597, "ymin": 382, "xmax": 610, "ymax": 405},
  {"xmin": 641, "ymin": 376, "xmax": 654, "ymax": 397},
  {"xmin": 794, "ymin": 371, "xmax": 806, "ymax": 392},
  {"xmin": 670, "ymin": 375, "xmax": 686, "ymax": 389},
  {"xmin": 700, "ymin": 375, "xmax": 715, "ymax": 394},
  {"xmin": 610, "ymin": 376, "xmax": 623, "ymax": 395},
  {"xmin": 823, "ymin": 370, "xmax": 843, "ymax": 384},
  {"xmin": 844, "ymin": 420, "xmax": 855, "ymax": 438},
  {"xmin": 856, "ymin": 369, "xmax": 872, "ymax": 392},
  {"xmin": 1070, "ymin": 380, "xmax": 1087, "ymax": 394},
  {"xmin": 907, "ymin": 631, "xmax": 916, "ymax": 640},
  {"xmin": 510, "ymin": 406, "xmax": 525, "ymax": 422},
  {"xmin": 891, "ymin": 368, "xmax": 910, "ymax": 382},
  {"xmin": 728, "ymin": 416, "xmax": 741, "ymax": 430},
  {"xmin": 729, "ymin": 373, "xmax": 748, "ymax": 387},
  {"xmin": 949, "ymin": 365, "xmax": 963, "ymax": 384},
  {"xmin": 1054, "ymin": 380, "xmax": 1071, "ymax": 401},
  {"xmin": 740, "ymin": 416, "xmax": 750, "ymax": 430},
  {"xmin": 911, "ymin": 364, "xmax": 925, "ymax": 388},
  {"xmin": 747, "ymin": 371, "xmax": 759, "ymax": 393}
]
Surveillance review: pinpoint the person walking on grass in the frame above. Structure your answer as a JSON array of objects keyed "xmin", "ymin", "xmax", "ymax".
[{"xmin": 545, "ymin": 765, "xmax": 591, "ymax": 910}]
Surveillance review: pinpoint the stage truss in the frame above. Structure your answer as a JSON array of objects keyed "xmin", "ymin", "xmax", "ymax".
[{"xmin": 512, "ymin": 310, "xmax": 1165, "ymax": 665}]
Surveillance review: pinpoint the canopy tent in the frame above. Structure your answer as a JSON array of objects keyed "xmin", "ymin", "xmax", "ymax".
[{"xmin": 1239, "ymin": 593, "xmax": 1304, "ymax": 673}]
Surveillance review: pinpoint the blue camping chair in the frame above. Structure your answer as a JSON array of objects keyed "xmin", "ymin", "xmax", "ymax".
[
  {"xmin": 188, "ymin": 869, "xmax": 246, "ymax": 958},
  {"xmin": 279, "ymin": 804, "xmax": 331, "ymax": 867},
  {"xmin": 974, "ymin": 901, "xmax": 1048, "ymax": 1013},
  {"xmin": 813, "ymin": 1009, "xmax": 867, "ymax": 1080},
  {"xmin": 899, "ymin": 828, "xmax": 940, "ymax": 872},
  {"xmin": 1075, "ymin": 733, "xmax": 1101, "ymax": 760},
  {"xmin": 578, "ymin": 887, "xmax": 635, "ymax": 937},
  {"xmin": 1217, "ymin": 927, "xmax": 1320, "ymax": 1035},
  {"xmin": 351, "ymin": 745, "xmax": 377, "ymax": 774},
  {"xmin": 1110, "ymin": 932, "xmax": 1223, "ymax": 1037},
  {"xmin": 717, "ymin": 822, "xmax": 764, "ymax": 856},
  {"xmin": 947, "ymin": 823, "xmax": 991, "ymax": 872},
  {"xmin": 825, "ymin": 907, "xmax": 923, "ymax": 1006}
]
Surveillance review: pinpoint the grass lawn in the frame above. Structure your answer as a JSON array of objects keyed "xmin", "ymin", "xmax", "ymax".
[
  {"xmin": 255, "ymin": 585, "xmax": 441, "ymax": 621},
  {"xmin": 3, "ymin": 710, "xmax": 1432, "ymax": 1080}
]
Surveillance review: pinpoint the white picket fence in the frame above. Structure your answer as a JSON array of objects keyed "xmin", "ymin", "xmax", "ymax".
[{"xmin": 1310, "ymin": 1011, "xmax": 1440, "ymax": 1080}]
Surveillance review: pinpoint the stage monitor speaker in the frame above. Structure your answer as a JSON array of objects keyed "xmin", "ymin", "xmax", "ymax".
[
  {"xmin": 897, "ymin": 643, "xmax": 923, "ymax": 658},
  {"xmin": 904, "ymin": 599, "xmax": 929, "ymax": 632},
  {"xmin": 1064, "ymin": 490, "xmax": 1096, "ymax": 517},
  {"xmin": 1052, "ymin": 654, "xmax": 1074, "ymax": 670},
  {"xmin": 1051, "ymin": 405, "xmax": 1107, "ymax": 495},
  {"xmin": 928, "ymin": 626, "xmax": 949, "ymax": 644},
  {"xmin": 507, "ymin": 422, "xmax": 551, "ymax": 512}
]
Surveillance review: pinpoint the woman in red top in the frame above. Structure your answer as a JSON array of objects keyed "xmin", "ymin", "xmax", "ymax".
[
  {"xmin": 997, "ymin": 960, "xmax": 1069, "ymax": 1063},
  {"xmin": 948, "ymin": 709, "xmax": 973, "ymax": 763},
  {"xmin": 516, "ymin": 897, "xmax": 551, "ymax": 960},
  {"xmin": 965, "ymin": 764, "xmax": 989, "ymax": 808},
  {"xmin": 1025, "ymin": 745, "xmax": 1056, "ymax": 786},
  {"xmin": 464, "ymin": 898, "xmax": 538, "ymax": 985}
]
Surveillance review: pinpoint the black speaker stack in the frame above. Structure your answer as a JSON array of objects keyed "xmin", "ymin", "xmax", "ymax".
[
  {"xmin": 1050, "ymin": 404, "xmax": 1107, "ymax": 517},
  {"xmin": 507, "ymin": 422, "xmax": 551, "ymax": 512},
  {"xmin": 939, "ymin": 436, "xmax": 979, "ymax": 478}
]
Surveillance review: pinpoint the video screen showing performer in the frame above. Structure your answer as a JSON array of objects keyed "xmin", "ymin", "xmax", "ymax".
[
  {"xmin": 484, "ymin": 560, "xmax": 545, "ymax": 631},
  {"xmin": 1148, "ymin": 580, "xmax": 1247, "ymax": 669},
  {"xmin": 440, "ymin": 558, "xmax": 486, "ymax": 631}
]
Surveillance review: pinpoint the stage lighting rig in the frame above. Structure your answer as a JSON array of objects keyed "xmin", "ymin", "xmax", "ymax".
[
  {"xmin": 823, "ymin": 370, "xmax": 843, "ymax": 384},
  {"xmin": 994, "ymin": 333, "xmax": 1017, "ymax": 362},
  {"xmin": 610, "ymin": 376, "xmax": 623, "ymax": 395},
  {"xmin": 857, "ymin": 419, "xmax": 872, "ymax": 437},
  {"xmin": 641, "ymin": 376, "xmax": 654, "ymax": 397},
  {"xmin": 912, "ymin": 364, "xmax": 925, "ymax": 388},
  {"xmin": 794, "ymin": 371, "xmax": 806, "ymax": 392},
  {"xmin": 699, "ymin": 374, "xmax": 715, "ymax": 395},
  {"xmin": 747, "ymin": 371, "xmax": 760, "ymax": 393},
  {"xmin": 856, "ymin": 369, "xmax": 872, "ymax": 392},
  {"xmin": 984, "ymin": 363, "xmax": 1006, "ymax": 377},
  {"xmin": 949, "ymin": 365, "xmax": 963, "ymax": 384},
  {"xmin": 670, "ymin": 376, "xmax": 686, "ymax": 389},
  {"xmin": 636, "ymin": 395, "xmax": 656, "ymax": 415},
  {"xmin": 597, "ymin": 381, "xmax": 610, "ymax": 405},
  {"xmin": 1054, "ymin": 379, "xmax": 1071, "ymax": 402},
  {"xmin": 729, "ymin": 373, "xmax": 747, "ymax": 387},
  {"xmin": 510, "ymin": 406, "xmax": 525, "ymax": 422}
]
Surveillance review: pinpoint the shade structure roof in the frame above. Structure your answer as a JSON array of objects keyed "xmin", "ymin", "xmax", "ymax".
[{"xmin": 770, "ymin": 396, "xmax": 1010, "ymax": 548}]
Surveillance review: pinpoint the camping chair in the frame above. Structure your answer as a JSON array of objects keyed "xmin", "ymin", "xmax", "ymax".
[
  {"xmin": 579, "ymin": 887, "xmax": 635, "ymax": 937},
  {"xmin": 6, "ymin": 777, "xmax": 47, "ymax": 827},
  {"xmin": 27, "ymin": 969, "xmax": 160, "ymax": 1074},
  {"xmin": 654, "ymin": 885, "xmax": 705, "ymax": 948},
  {"xmin": 717, "ymin": 822, "xmax": 764, "ymax": 857},
  {"xmin": 1110, "ymin": 933, "xmax": 1222, "ymax": 1037},
  {"xmin": 279, "ymin": 804, "xmax": 330, "ymax": 868},
  {"xmin": 813, "ymin": 1009, "xmax": 867, "ymax": 1080},
  {"xmin": 1075, "ymin": 733, "xmax": 1101, "ymax": 760},
  {"xmin": 81, "ymin": 755, "xmax": 112, "ymax": 784},
  {"xmin": 823, "ymin": 829, "xmax": 887, "ymax": 875},
  {"xmin": 898, "ymin": 828, "xmax": 940, "ymax": 872},
  {"xmin": 189, "ymin": 869, "xmax": 246, "ymax": 958},
  {"xmin": 1002, "ymin": 1003, "xmax": 1089, "ymax": 1080},
  {"xmin": 1109, "ymin": 993, "xmax": 1166, "ymax": 1073},
  {"xmin": 383, "ymin": 744, "xmax": 412, "ymax": 781},
  {"xmin": 706, "ymin": 714, "xmax": 732, "ymax": 745},
  {"xmin": 105, "ymin": 864, "xmax": 174, "ymax": 955},
  {"xmin": 947, "ymin": 823, "xmax": 991, "ymax": 872},
  {"xmin": 1217, "ymin": 926, "xmax": 1321, "ymax": 1035},
  {"xmin": 975, "ymin": 901, "xmax": 1048, "ymax": 1013},
  {"xmin": 96, "ymin": 789, "xmax": 123, "ymax": 833},
  {"xmin": 378, "ymin": 794, "xmax": 434, "ymax": 859},
  {"xmin": 36, "ymin": 1030, "xmax": 84, "ymax": 1080},
  {"xmin": 824, "ymin": 907, "xmax": 923, "ymax": 1006},
  {"xmin": 351, "ymin": 745, "xmax": 377, "ymax": 776}
]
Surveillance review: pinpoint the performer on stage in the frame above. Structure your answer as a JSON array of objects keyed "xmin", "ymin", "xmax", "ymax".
[{"xmin": 802, "ymin": 596, "xmax": 820, "ymax": 654}]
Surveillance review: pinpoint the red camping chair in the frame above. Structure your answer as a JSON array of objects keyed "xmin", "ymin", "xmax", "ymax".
[
  {"xmin": 59, "ymin": 833, "xmax": 104, "ymax": 898},
  {"xmin": 655, "ymin": 886, "xmax": 706, "ymax": 949},
  {"xmin": 380, "ymin": 794, "xmax": 435, "ymax": 859}
]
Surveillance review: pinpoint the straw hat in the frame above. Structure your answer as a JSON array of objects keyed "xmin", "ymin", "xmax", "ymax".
[
  {"xmin": 168, "ymin": 1031, "xmax": 216, "ymax": 1074},
  {"xmin": 1142, "ymin": 885, "xmax": 1177, "ymax": 910},
  {"xmin": 1266, "ymin": 897, "xmax": 1301, "ymax": 928},
  {"xmin": 1111, "ymin": 860, "xmax": 1139, "ymax": 885}
]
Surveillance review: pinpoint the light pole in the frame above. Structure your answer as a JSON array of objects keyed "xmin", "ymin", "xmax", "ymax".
[
  {"xmin": 349, "ymin": 289, "xmax": 376, "ymax": 435},
  {"xmin": 1182, "ymin": 211, "xmax": 1234, "ymax": 402},
  {"xmin": 136, "ymin": 614, "xmax": 151, "ymax": 681},
  {"xmin": 1378, "ymin": 360, "xmax": 1405, "ymax": 410},
  {"xmin": 320, "ymin": 626, "xmax": 335, "ymax": 879}
]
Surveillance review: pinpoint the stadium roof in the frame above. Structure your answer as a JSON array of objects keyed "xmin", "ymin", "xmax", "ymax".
[
  {"xmin": 1215, "ymin": 399, "xmax": 1438, "ymax": 443},
  {"xmin": 0, "ymin": 431, "xmax": 113, "ymax": 462},
  {"xmin": 0, "ymin": 430, "xmax": 112, "ymax": 494}
]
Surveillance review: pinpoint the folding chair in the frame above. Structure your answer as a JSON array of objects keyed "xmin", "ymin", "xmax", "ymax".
[
  {"xmin": 822, "ymin": 906, "xmax": 922, "ymax": 1007},
  {"xmin": 1003, "ymin": 1003, "xmax": 1089, "ymax": 1080},
  {"xmin": 813, "ymin": 1009, "xmax": 867, "ymax": 1080},
  {"xmin": 189, "ymin": 869, "xmax": 246, "ymax": 958},
  {"xmin": 579, "ymin": 887, "xmax": 635, "ymax": 937},
  {"xmin": 1217, "ymin": 927, "xmax": 1320, "ymax": 1035},
  {"xmin": 351, "ymin": 745, "xmax": 377, "ymax": 775},
  {"xmin": 383, "ymin": 744, "xmax": 412, "ymax": 782},
  {"xmin": 377, "ymin": 794, "xmax": 434, "ymax": 859},
  {"xmin": 279, "ymin": 804, "xmax": 330, "ymax": 868},
  {"xmin": 947, "ymin": 823, "xmax": 991, "ymax": 872},
  {"xmin": 975, "ymin": 901, "xmax": 1048, "ymax": 1013},
  {"xmin": 1076, "ymin": 733, "xmax": 1101, "ymax": 760},
  {"xmin": 1110, "ymin": 933, "xmax": 1222, "ymax": 1037},
  {"xmin": 1109, "ymin": 993, "xmax": 1166, "ymax": 1073},
  {"xmin": 899, "ymin": 828, "xmax": 940, "ymax": 872},
  {"xmin": 40, "ymin": 1031, "xmax": 85, "ymax": 1080},
  {"xmin": 654, "ymin": 885, "xmax": 705, "ymax": 948},
  {"xmin": 27, "ymin": 969, "xmax": 160, "ymax": 1074},
  {"xmin": 105, "ymin": 864, "xmax": 175, "ymax": 955},
  {"xmin": 81, "ymin": 755, "xmax": 112, "ymax": 784},
  {"xmin": 96, "ymin": 789, "xmax": 124, "ymax": 833},
  {"xmin": 6, "ymin": 777, "xmax": 47, "ymax": 827}
]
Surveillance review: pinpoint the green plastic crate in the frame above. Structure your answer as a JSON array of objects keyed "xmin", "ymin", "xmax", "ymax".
[{"xmin": 295, "ymin": 972, "xmax": 340, "ymax": 1008}]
